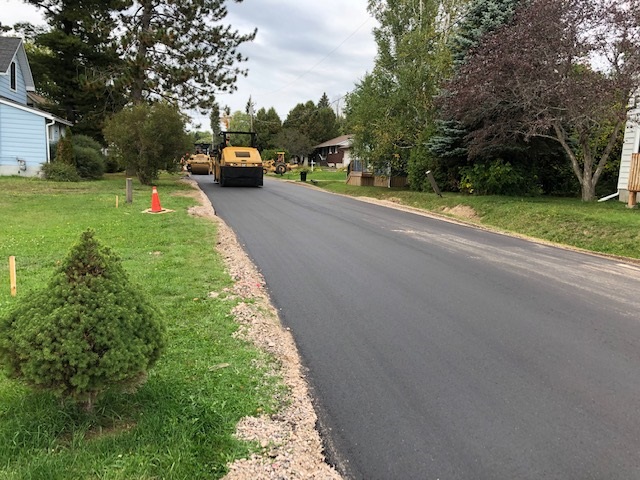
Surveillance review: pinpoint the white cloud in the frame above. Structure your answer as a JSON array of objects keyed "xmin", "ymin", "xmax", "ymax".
[{"xmin": 1, "ymin": 0, "xmax": 378, "ymax": 129}]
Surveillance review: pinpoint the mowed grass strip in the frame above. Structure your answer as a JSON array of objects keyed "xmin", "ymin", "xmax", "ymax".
[
  {"xmin": 0, "ymin": 175, "xmax": 280, "ymax": 479},
  {"xmin": 313, "ymin": 179, "xmax": 640, "ymax": 260}
]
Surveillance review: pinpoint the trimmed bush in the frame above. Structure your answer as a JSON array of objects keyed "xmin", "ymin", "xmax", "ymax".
[
  {"xmin": 41, "ymin": 161, "xmax": 81, "ymax": 182},
  {"xmin": 74, "ymin": 146, "xmax": 105, "ymax": 180},
  {"xmin": 0, "ymin": 230, "xmax": 165, "ymax": 411},
  {"xmin": 72, "ymin": 135, "xmax": 103, "ymax": 152}
]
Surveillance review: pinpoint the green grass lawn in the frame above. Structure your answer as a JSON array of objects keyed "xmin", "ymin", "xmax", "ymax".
[
  {"xmin": 0, "ymin": 174, "xmax": 280, "ymax": 479},
  {"xmin": 272, "ymin": 171, "xmax": 640, "ymax": 260},
  {"xmin": 2, "ymin": 171, "xmax": 639, "ymax": 478}
]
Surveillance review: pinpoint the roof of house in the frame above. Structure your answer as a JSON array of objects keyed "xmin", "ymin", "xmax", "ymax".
[
  {"xmin": 0, "ymin": 36, "xmax": 35, "ymax": 92},
  {"xmin": 314, "ymin": 134, "xmax": 354, "ymax": 149}
]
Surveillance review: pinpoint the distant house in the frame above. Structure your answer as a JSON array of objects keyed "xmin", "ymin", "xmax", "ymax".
[
  {"xmin": 0, "ymin": 37, "xmax": 72, "ymax": 177},
  {"xmin": 313, "ymin": 134, "xmax": 353, "ymax": 168}
]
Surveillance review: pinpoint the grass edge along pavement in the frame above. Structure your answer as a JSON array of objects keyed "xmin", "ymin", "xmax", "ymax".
[
  {"xmin": 0, "ymin": 175, "xmax": 291, "ymax": 479},
  {"xmin": 278, "ymin": 170, "xmax": 640, "ymax": 262}
]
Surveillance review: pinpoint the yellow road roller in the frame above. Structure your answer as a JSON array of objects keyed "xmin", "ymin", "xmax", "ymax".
[{"xmin": 213, "ymin": 131, "xmax": 263, "ymax": 187}]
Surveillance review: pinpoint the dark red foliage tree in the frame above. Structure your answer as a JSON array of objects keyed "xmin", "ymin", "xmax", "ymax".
[{"xmin": 443, "ymin": 0, "xmax": 640, "ymax": 200}]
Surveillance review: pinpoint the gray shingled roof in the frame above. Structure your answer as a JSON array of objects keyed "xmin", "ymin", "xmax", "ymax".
[
  {"xmin": 314, "ymin": 134, "xmax": 354, "ymax": 149},
  {"xmin": 0, "ymin": 37, "xmax": 21, "ymax": 74}
]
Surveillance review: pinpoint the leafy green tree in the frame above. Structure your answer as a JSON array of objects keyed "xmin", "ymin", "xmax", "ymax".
[
  {"xmin": 275, "ymin": 128, "xmax": 314, "ymax": 163},
  {"xmin": 228, "ymin": 111, "xmax": 253, "ymax": 146},
  {"xmin": 0, "ymin": 229, "xmax": 164, "ymax": 411},
  {"xmin": 346, "ymin": 0, "xmax": 467, "ymax": 187},
  {"xmin": 103, "ymin": 102, "xmax": 191, "ymax": 184}
]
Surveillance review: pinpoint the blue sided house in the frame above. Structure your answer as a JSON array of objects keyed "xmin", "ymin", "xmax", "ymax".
[{"xmin": 0, "ymin": 36, "xmax": 72, "ymax": 177}]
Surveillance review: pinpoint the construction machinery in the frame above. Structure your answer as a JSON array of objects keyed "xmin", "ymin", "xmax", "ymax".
[
  {"xmin": 263, "ymin": 151, "xmax": 297, "ymax": 175},
  {"xmin": 213, "ymin": 131, "xmax": 263, "ymax": 187},
  {"xmin": 185, "ymin": 143, "xmax": 213, "ymax": 175}
]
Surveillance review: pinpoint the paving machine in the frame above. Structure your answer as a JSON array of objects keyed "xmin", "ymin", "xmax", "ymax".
[{"xmin": 213, "ymin": 131, "xmax": 263, "ymax": 187}]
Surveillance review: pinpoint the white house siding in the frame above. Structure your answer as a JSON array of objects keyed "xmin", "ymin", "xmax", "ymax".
[
  {"xmin": 0, "ymin": 104, "xmax": 47, "ymax": 177},
  {"xmin": 0, "ymin": 60, "xmax": 28, "ymax": 105},
  {"xmin": 618, "ymin": 107, "xmax": 640, "ymax": 203},
  {"xmin": 342, "ymin": 149, "xmax": 352, "ymax": 168}
]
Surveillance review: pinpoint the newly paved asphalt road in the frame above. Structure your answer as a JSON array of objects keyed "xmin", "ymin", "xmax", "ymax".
[{"xmin": 195, "ymin": 175, "xmax": 640, "ymax": 479}]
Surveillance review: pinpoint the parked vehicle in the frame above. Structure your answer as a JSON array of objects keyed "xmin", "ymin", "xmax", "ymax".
[{"xmin": 263, "ymin": 151, "xmax": 298, "ymax": 175}]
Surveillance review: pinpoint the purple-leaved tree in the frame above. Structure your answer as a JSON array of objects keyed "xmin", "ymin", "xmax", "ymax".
[{"xmin": 443, "ymin": 0, "xmax": 640, "ymax": 200}]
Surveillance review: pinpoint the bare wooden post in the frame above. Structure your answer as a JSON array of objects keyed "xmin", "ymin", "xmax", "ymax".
[
  {"xmin": 9, "ymin": 256, "xmax": 16, "ymax": 297},
  {"xmin": 116, "ymin": 195, "xmax": 119, "ymax": 208},
  {"xmin": 628, "ymin": 154, "xmax": 640, "ymax": 209},
  {"xmin": 126, "ymin": 178, "xmax": 133, "ymax": 204},
  {"xmin": 426, "ymin": 170, "xmax": 443, "ymax": 198}
]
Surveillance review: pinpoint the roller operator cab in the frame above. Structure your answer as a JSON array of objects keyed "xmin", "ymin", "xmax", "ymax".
[{"xmin": 213, "ymin": 131, "xmax": 264, "ymax": 187}]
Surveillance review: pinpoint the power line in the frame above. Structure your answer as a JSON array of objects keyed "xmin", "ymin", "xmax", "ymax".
[{"xmin": 262, "ymin": 16, "xmax": 373, "ymax": 96}]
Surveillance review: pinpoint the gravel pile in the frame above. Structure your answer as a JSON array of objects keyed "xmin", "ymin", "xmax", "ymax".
[{"xmin": 184, "ymin": 180, "xmax": 343, "ymax": 480}]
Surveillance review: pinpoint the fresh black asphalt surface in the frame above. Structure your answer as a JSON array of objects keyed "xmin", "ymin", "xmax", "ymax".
[{"xmin": 195, "ymin": 175, "xmax": 640, "ymax": 479}]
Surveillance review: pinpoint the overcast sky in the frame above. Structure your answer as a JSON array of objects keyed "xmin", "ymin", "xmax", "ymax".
[{"xmin": 2, "ymin": 0, "xmax": 378, "ymax": 129}]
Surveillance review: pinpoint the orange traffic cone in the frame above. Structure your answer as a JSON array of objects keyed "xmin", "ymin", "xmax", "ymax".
[{"xmin": 151, "ymin": 186, "xmax": 162, "ymax": 213}]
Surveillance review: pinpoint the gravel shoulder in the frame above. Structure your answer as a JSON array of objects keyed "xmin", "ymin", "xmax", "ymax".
[{"xmin": 183, "ymin": 178, "xmax": 343, "ymax": 480}]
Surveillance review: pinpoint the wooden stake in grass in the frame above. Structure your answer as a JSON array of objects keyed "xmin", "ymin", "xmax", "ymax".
[
  {"xmin": 116, "ymin": 195, "xmax": 119, "ymax": 209},
  {"xmin": 9, "ymin": 256, "xmax": 16, "ymax": 297}
]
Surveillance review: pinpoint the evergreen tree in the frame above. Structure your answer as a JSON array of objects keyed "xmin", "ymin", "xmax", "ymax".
[
  {"xmin": 120, "ymin": 0, "xmax": 256, "ymax": 109},
  {"xmin": 210, "ymin": 103, "xmax": 222, "ymax": 140},
  {"xmin": 428, "ymin": 0, "xmax": 523, "ymax": 191},
  {"xmin": 24, "ymin": 0, "xmax": 128, "ymax": 141},
  {"xmin": 449, "ymin": 0, "xmax": 522, "ymax": 66},
  {"xmin": 254, "ymin": 107, "xmax": 282, "ymax": 151},
  {"xmin": 0, "ymin": 230, "xmax": 165, "ymax": 411},
  {"xmin": 55, "ymin": 128, "xmax": 74, "ymax": 165},
  {"xmin": 318, "ymin": 92, "xmax": 331, "ymax": 109}
]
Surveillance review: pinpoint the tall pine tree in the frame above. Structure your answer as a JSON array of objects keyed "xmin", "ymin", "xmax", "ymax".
[
  {"xmin": 120, "ymin": 0, "xmax": 256, "ymax": 110},
  {"xmin": 25, "ymin": 0, "xmax": 128, "ymax": 140}
]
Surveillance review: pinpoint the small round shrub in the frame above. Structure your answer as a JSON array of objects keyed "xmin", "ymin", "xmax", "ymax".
[
  {"xmin": 74, "ymin": 145, "xmax": 105, "ymax": 180},
  {"xmin": 0, "ymin": 230, "xmax": 165, "ymax": 411},
  {"xmin": 41, "ymin": 161, "xmax": 81, "ymax": 182},
  {"xmin": 72, "ymin": 134, "xmax": 104, "ymax": 152}
]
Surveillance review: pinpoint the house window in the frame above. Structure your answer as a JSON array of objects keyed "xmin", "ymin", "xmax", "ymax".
[{"xmin": 10, "ymin": 62, "xmax": 17, "ymax": 91}]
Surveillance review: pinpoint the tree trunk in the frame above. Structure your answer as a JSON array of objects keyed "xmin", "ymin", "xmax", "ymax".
[
  {"xmin": 131, "ymin": 0, "xmax": 153, "ymax": 105},
  {"xmin": 581, "ymin": 175, "xmax": 596, "ymax": 202}
]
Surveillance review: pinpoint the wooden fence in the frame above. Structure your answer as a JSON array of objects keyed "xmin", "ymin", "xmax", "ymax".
[{"xmin": 347, "ymin": 171, "xmax": 408, "ymax": 188}]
